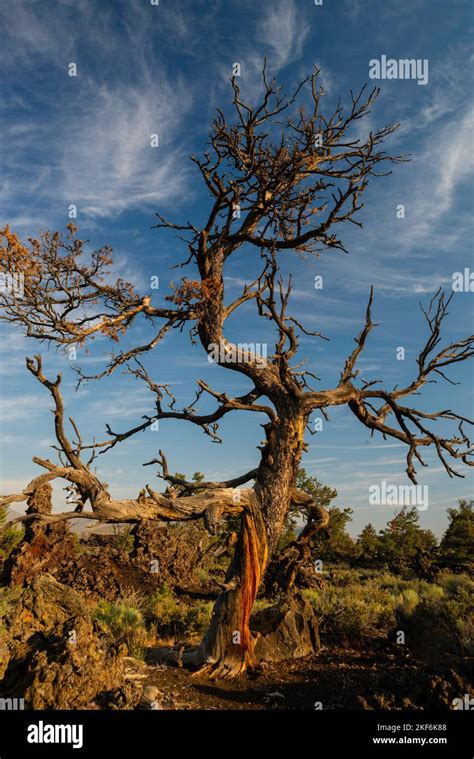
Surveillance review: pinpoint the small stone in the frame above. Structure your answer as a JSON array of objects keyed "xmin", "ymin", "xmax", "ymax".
[{"xmin": 139, "ymin": 685, "xmax": 163, "ymax": 710}]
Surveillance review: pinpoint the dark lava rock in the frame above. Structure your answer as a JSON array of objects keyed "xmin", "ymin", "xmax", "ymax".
[
  {"xmin": 252, "ymin": 595, "xmax": 320, "ymax": 662},
  {"xmin": 1, "ymin": 574, "xmax": 126, "ymax": 709}
]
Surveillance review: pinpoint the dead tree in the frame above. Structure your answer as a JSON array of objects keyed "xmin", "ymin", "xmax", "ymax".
[{"xmin": 1, "ymin": 68, "xmax": 472, "ymax": 677}]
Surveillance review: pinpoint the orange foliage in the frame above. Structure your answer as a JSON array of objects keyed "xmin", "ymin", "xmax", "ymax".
[
  {"xmin": 99, "ymin": 322, "xmax": 126, "ymax": 343},
  {"xmin": 0, "ymin": 226, "xmax": 41, "ymax": 279},
  {"xmin": 166, "ymin": 276, "xmax": 221, "ymax": 309}
]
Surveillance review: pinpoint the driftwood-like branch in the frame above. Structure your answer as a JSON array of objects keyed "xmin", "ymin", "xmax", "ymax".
[
  {"xmin": 144, "ymin": 449, "xmax": 258, "ymax": 493},
  {"xmin": 298, "ymin": 288, "xmax": 473, "ymax": 482},
  {"xmin": 0, "ymin": 510, "xmax": 101, "ymax": 536},
  {"xmin": 0, "ymin": 360, "xmax": 313, "ymax": 541},
  {"xmin": 0, "ymin": 361, "xmax": 249, "ymax": 531}
]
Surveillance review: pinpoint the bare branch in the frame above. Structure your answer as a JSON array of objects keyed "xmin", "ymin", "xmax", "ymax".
[{"xmin": 143, "ymin": 449, "xmax": 258, "ymax": 493}]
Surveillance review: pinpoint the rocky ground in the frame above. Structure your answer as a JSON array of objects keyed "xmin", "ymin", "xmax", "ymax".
[
  {"xmin": 1, "ymin": 519, "xmax": 472, "ymax": 711},
  {"xmin": 1, "ymin": 573, "xmax": 471, "ymax": 711},
  {"xmin": 127, "ymin": 648, "xmax": 473, "ymax": 711}
]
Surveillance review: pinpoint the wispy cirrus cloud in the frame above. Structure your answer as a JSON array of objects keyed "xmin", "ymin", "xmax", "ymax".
[
  {"xmin": 375, "ymin": 103, "xmax": 474, "ymax": 259},
  {"xmin": 2, "ymin": 79, "xmax": 192, "ymax": 227},
  {"xmin": 215, "ymin": 0, "xmax": 310, "ymax": 105},
  {"xmin": 0, "ymin": 0, "xmax": 193, "ymax": 228},
  {"xmin": 57, "ymin": 77, "xmax": 192, "ymax": 219},
  {"xmin": 257, "ymin": 0, "xmax": 310, "ymax": 70},
  {"xmin": 0, "ymin": 393, "xmax": 50, "ymax": 422}
]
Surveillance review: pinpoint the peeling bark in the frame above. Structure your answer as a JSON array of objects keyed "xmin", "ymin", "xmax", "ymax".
[
  {"xmin": 193, "ymin": 410, "xmax": 307, "ymax": 677},
  {"xmin": 193, "ymin": 494, "xmax": 268, "ymax": 678}
]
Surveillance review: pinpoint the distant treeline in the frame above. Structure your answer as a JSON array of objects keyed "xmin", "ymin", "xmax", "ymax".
[{"xmin": 287, "ymin": 469, "xmax": 473, "ymax": 578}]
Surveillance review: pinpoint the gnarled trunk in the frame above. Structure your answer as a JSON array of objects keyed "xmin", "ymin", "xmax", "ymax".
[
  {"xmin": 194, "ymin": 496, "xmax": 268, "ymax": 678},
  {"xmin": 195, "ymin": 410, "xmax": 307, "ymax": 678}
]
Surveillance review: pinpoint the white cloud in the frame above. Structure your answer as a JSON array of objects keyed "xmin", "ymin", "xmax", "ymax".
[
  {"xmin": 58, "ymin": 78, "xmax": 192, "ymax": 219},
  {"xmin": 83, "ymin": 386, "xmax": 153, "ymax": 420},
  {"xmin": 0, "ymin": 434, "xmax": 22, "ymax": 444},
  {"xmin": 223, "ymin": 0, "xmax": 311, "ymax": 103},
  {"xmin": 435, "ymin": 106, "xmax": 474, "ymax": 213},
  {"xmin": 258, "ymin": 0, "xmax": 310, "ymax": 70},
  {"xmin": 0, "ymin": 393, "xmax": 49, "ymax": 422},
  {"xmin": 0, "ymin": 0, "xmax": 105, "ymax": 68},
  {"xmin": 0, "ymin": 0, "xmax": 193, "ymax": 226},
  {"xmin": 384, "ymin": 104, "xmax": 474, "ymax": 255}
]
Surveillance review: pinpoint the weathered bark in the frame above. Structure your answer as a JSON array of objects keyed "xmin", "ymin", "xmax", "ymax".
[
  {"xmin": 256, "ymin": 411, "xmax": 307, "ymax": 555},
  {"xmin": 265, "ymin": 489, "xmax": 330, "ymax": 595},
  {"xmin": 193, "ymin": 409, "xmax": 308, "ymax": 677},
  {"xmin": 193, "ymin": 493, "xmax": 268, "ymax": 677}
]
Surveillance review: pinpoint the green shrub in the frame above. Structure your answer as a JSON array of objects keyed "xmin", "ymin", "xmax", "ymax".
[
  {"xmin": 438, "ymin": 572, "xmax": 474, "ymax": 600},
  {"xmin": 145, "ymin": 583, "xmax": 213, "ymax": 638},
  {"xmin": 182, "ymin": 600, "xmax": 213, "ymax": 636},
  {"xmin": 93, "ymin": 599, "xmax": 147, "ymax": 657},
  {"xmin": 397, "ymin": 588, "xmax": 419, "ymax": 616},
  {"xmin": 110, "ymin": 525, "xmax": 134, "ymax": 555},
  {"xmin": 416, "ymin": 573, "xmax": 474, "ymax": 655},
  {"xmin": 303, "ymin": 567, "xmax": 474, "ymax": 655},
  {"xmin": 304, "ymin": 579, "xmax": 398, "ymax": 642},
  {"xmin": 0, "ymin": 505, "xmax": 24, "ymax": 559}
]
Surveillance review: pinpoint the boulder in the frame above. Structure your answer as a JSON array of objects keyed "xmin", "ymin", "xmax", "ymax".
[
  {"xmin": 4, "ymin": 484, "xmax": 77, "ymax": 587},
  {"xmin": 2, "ymin": 574, "xmax": 126, "ymax": 709},
  {"xmin": 252, "ymin": 595, "xmax": 320, "ymax": 662}
]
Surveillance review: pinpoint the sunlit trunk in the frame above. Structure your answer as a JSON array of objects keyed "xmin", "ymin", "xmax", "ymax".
[{"xmin": 195, "ymin": 411, "xmax": 306, "ymax": 678}]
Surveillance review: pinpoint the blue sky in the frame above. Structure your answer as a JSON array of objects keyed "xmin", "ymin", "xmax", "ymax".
[{"xmin": 0, "ymin": 0, "xmax": 473, "ymax": 537}]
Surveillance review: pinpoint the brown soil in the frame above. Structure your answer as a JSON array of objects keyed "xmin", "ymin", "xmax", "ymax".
[{"xmin": 116, "ymin": 645, "xmax": 473, "ymax": 711}]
